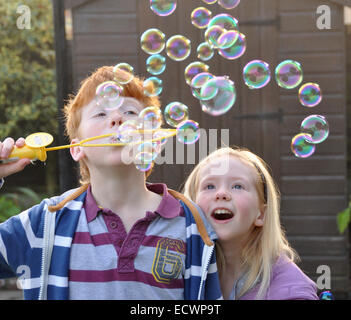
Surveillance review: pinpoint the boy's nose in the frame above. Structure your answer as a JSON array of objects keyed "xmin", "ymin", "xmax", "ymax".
[
  {"xmin": 110, "ymin": 112, "xmax": 123, "ymax": 128},
  {"xmin": 215, "ymin": 190, "xmax": 232, "ymax": 201}
]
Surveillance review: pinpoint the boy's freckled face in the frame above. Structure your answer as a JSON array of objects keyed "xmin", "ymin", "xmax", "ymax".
[
  {"xmin": 195, "ymin": 156, "xmax": 264, "ymax": 244},
  {"xmin": 73, "ymin": 96, "xmax": 145, "ymax": 167}
]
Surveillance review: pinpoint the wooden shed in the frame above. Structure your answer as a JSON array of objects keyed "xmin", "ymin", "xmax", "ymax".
[{"xmin": 59, "ymin": 0, "xmax": 350, "ymax": 298}]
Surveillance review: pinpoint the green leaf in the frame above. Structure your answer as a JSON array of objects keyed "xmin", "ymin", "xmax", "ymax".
[{"xmin": 337, "ymin": 207, "xmax": 351, "ymax": 234}]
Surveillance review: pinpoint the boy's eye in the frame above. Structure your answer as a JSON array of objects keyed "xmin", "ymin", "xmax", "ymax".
[
  {"xmin": 124, "ymin": 110, "xmax": 138, "ymax": 116},
  {"xmin": 232, "ymin": 184, "xmax": 243, "ymax": 190},
  {"xmin": 95, "ymin": 112, "xmax": 106, "ymax": 117},
  {"xmin": 205, "ymin": 184, "xmax": 215, "ymax": 190}
]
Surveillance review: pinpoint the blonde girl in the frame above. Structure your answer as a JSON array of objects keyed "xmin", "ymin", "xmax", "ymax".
[{"xmin": 183, "ymin": 147, "xmax": 318, "ymax": 300}]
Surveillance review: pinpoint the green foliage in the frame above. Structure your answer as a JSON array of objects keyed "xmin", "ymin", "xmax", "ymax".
[
  {"xmin": 0, "ymin": 187, "xmax": 42, "ymax": 222},
  {"xmin": 0, "ymin": 197, "xmax": 21, "ymax": 222},
  {"xmin": 337, "ymin": 204, "xmax": 351, "ymax": 234},
  {"xmin": 0, "ymin": 0, "xmax": 57, "ymax": 139}
]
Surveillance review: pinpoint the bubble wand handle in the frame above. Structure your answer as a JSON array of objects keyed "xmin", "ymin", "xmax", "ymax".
[{"xmin": 0, "ymin": 145, "xmax": 47, "ymax": 164}]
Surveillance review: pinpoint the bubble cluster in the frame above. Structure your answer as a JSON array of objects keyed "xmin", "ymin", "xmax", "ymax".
[
  {"xmin": 141, "ymin": 28, "xmax": 166, "ymax": 55},
  {"xmin": 146, "ymin": 54, "xmax": 166, "ymax": 75},
  {"xmin": 164, "ymin": 102, "xmax": 189, "ymax": 127},
  {"xmin": 298, "ymin": 83, "xmax": 322, "ymax": 107},
  {"xmin": 275, "ymin": 60, "xmax": 303, "ymax": 89},
  {"xmin": 150, "ymin": 0, "xmax": 177, "ymax": 17},
  {"xmin": 191, "ymin": 7, "xmax": 212, "ymax": 29},
  {"xmin": 166, "ymin": 35, "xmax": 191, "ymax": 61},
  {"xmin": 243, "ymin": 60, "xmax": 271, "ymax": 89}
]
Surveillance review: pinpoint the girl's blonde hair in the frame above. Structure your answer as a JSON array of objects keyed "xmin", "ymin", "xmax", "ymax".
[{"xmin": 183, "ymin": 146, "xmax": 299, "ymax": 299}]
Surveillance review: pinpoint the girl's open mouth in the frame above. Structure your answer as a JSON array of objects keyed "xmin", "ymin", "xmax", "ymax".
[{"xmin": 211, "ymin": 208, "xmax": 234, "ymax": 221}]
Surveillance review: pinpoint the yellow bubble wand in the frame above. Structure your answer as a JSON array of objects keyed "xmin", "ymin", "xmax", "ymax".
[{"xmin": 0, "ymin": 129, "xmax": 178, "ymax": 164}]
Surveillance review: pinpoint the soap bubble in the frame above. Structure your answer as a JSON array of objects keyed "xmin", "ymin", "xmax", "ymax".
[
  {"xmin": 137, "ymin": 142, "xmax": 160, "ymax": 161},
  {"xmin": 184, "ymin": 61, "xmax": 210, "ymax": 85},
  {"xmin": 141, "ymin": 28, "xmax": 166, "ymax": 55},
  {"xmin": 218, "ymin": 0, "xmax": 240, "ymax": 10},
  {"xmin": 113, "ymin": 63, "xmax": 134, "ymax": 85},
  {"xmin": 166, "ymin": 35, "xmax": 191, "ymax": 61},
  {"xmin": 298, "ymin": 83, "xmax": 322, "ymax": 107},
  {"xmin": 150, "ymin": 0, "xmax": 177, "ymax": 17},
  {"xmin": 243, "ymin": 60, "xmax": 271, "ymax": 89},
  {"xmin": 116, "ymin": 120, "xmax": 141, "ymax": 144},
  {"xmin": 190, "ymin": 72, "xmax": 214, "ymax": 99},
  {"xmin": 300, "ymin": 115, "xmax": 329, "ymax": 144},
  {"xmin": 152, "ymin": 129, "xmax": 169, "ymax": 147},
  {"xmin": 275, "ymin": 60, "xmax": 303, "ymax": 89},
  {"xmin": 197, "ymin": 42, "xmax": 214, "ymax": 61},
  {"xmin": 143, "ymin": 77, "xmax": 163, "ymax": 97},
  {"xmin": 202, "ymin": 0, "xmax": 217, "ymax": 4},
  {"xmin": 291, "ymin": 133, "xmax": 316, "ymax": 158},
  {"xmin": 146, "ymin": 54, "xmax": 166, "ymax": 75},
  {"xmin": 319, "ymin": 291, "xmax": 334, "ymax": 300},
  {"xmin": 200, "ymin": 76, "xmax": 236, "ymax": 116},
  {"xmin": 135, "ymin": 152, "xmax": 154, "ymax": 171},
  {"xmin": 164, "ymin": 102, "xmax": 189, "ymax": 127},
  {"xmin": 218, "ymin": 32, "xmax": 246, "ymax": 60},
  {"xmin": 176, "ymin": 120, "xmax": 200, "ymax": 144},
  {"xmin": 207, "ymin": 13, "xmax": 239, "ymax": 32},
  {"xmin": 191, "ymin": 7, "xmax": 212, "ymax": 29},
  {"xmin": 138, "ymin": 106, "xmax": 163, "ymax": 130},
  {"xmin": 95, "ymin": 81, "xmax": 124, "ymax": 109},
  {"xmin": 205, "ymin": 25, "xmax": 226, "ymax": 48},
  {"xmin": 217, "ymin": 30, "xmax": 239, "ymax": 49}
]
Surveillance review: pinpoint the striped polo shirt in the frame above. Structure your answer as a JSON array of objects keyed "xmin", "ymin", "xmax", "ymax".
[{"xmin": 68, "ymin": 183, "xmax": 187, "ymax": 299}]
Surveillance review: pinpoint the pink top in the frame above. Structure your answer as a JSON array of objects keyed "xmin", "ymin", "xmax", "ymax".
[{"xmin": 231, "ymin": 255, "xmax": 318, "ymax": 300}]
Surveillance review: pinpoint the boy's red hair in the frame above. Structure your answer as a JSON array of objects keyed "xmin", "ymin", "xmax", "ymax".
[{"xmin": 63, "ymin": 66, "xmax": 161, "ymax": 185}]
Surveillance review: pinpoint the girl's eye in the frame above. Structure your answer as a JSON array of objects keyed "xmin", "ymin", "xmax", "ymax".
[
  {"xmin": 232, "ymin": 184, "xmax": 243, "ymax": 190},
  {"xmin": 205, "ymin": 184, "xmax": 215, "ymax": 190}
]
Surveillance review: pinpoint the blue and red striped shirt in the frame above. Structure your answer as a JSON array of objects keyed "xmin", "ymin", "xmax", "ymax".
[{"xmin": 68, "ymin": 183, "xmax": 187, "ymax": 299}]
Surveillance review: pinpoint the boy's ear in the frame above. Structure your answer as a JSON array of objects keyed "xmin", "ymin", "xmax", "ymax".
[
  {"xmin": 70, "ymin": 138, "xmax": 85, "ymax": 162},
  {"xmin": 255, "ymin": 205, "xmax": 266, "ymax": 227}
]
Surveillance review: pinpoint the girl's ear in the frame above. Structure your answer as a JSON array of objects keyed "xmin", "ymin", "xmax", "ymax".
[
  {"xmin": 255, "ymin": 205, "xmax": 266, "ymax": 227},
  {"xmin": 70, "ymin": 139, "xmax": 85, "ymax": 162}
]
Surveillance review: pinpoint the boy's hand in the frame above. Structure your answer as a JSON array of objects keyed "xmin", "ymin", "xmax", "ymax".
[{"xmin": 0, "ymin": 137, "xmax": 31, "ymax": 179}]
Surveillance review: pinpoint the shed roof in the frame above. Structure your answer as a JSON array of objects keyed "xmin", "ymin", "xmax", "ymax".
[
  {"xmin": 65, "ymin": 0, "xmax": 351, "ymax": 10},
  {"xmin": 331, "ymin": 0, "xmax": 351, "ymax": 6}
]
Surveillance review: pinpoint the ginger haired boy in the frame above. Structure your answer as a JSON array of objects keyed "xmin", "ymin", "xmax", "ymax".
[{"xmin": 0, "ymin": 66, "xmax": 221, "ymax": 300}]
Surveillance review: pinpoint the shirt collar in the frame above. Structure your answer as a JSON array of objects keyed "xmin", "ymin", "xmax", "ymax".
[{"xmin": 84, "ymin": 183, "xmax": 181, "ymax": 222}]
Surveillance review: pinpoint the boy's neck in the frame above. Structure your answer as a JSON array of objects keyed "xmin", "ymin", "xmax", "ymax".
[{"xmin": 88, "ymin": 165, "xmax": 159, "ymax": 216}]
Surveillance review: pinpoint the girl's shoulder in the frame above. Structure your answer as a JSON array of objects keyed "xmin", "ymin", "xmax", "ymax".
[{"xmin": 267, "ymin": 254, "xmax": 318, "ymax": 300}]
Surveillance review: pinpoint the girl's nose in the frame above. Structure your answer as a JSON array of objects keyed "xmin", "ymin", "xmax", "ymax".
[{"xmin": 216, "ymin": 190, "xmax": 232, "ymax": 201}]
